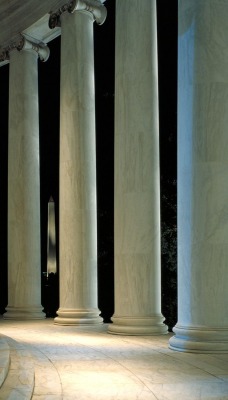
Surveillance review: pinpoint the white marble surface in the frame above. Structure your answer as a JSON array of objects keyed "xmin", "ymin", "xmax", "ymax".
[
  {"xmin": 170, "ymin": 0, "xmax": 228, "ymax": 352},
  {"xmin": 109, "ymin": 0, "xmax": 166, "ymax": 335},
  {"xmin": 0, "ymin": 319, "xmax": 227, "ymax": 399},
  {"xmin": 0, "ymin": 337, "xmax": 10, "ymax": 387},
  {"xmin": 0, "ymin": 335, "xmax": 35, "ymax": 399},
  {"xmin": 6, "ymin": 48, "xmax": 44, "ymax": 320},
  {"xmin": 56, "ymin": 10, "xmax": 101, "ymax": 325}
]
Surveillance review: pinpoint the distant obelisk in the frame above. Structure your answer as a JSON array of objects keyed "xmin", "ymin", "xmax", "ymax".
[{"xmin": 47, "ymin": 197, "xmax": 57, "ymax": 275}]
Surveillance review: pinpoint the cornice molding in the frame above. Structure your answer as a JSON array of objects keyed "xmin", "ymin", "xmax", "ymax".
[
  {"xmin": 49, "ymin": 0, "xmax": 107, "ymax": 29},
  {"xmin": 0, "ymin": 48, "xmax": 10, "ymax": 64},
  {"xmin": 49, "ymin": 4, "xmax": 69, "ymax": 29},
  {"xmin": 0, "ymin": 35, "xmax": 50, "ymax": 64}
]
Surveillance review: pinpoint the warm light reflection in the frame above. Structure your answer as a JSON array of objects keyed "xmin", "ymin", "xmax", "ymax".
[{"xmin": 0, "ymin": 320, "xmax": 225, "ymax": 399}]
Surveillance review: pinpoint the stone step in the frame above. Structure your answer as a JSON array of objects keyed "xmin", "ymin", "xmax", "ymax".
[
  {"xmin": 29, "ymin": 346, "xmax": 62, "ymax": 399},
  {"xmin": 0, "ymin": 336, "xmax": 10, "ymax": 388},
  {"xmin": 0, "ymin": 335, "xmax": 62, "ymax": 399},
  {"xmin": 0, "ymin": 336, "xmax": 35, "ymax": 400}
]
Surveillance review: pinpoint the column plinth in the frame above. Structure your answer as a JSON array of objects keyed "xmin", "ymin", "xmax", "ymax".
[
  {"xmin": 54, "ymin": 308, "xmax": 102, "ymax": 325},
  {"xmin": 4, "ymin": 306, "xmax": 44, "ymax": 320},
  {"xmin": 170, "ymin": 326, "xmax": 228, "ymax": 353},
  {"xmin": 109, "ymin": 316, "xmax": 167, "ymax": 336}
]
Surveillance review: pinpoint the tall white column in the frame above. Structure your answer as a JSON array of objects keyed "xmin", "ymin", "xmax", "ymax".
[
  {"xmin": 5, "ymin": 38, "xmax": 49, "ymax": 319},
  {"xmin": 54, "ymin": 1, "xmax": 106, "ymax": 325},
  {"xmin": 169, "ymin": 0, "xmax": 228, "ymax": 353},
  {"xmin": 108, "ymin": 0, "xmax": 167, "ymax": 335}
]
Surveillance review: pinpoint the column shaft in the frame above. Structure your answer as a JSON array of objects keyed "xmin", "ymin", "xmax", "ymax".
[
  {"xmin": 169, "ymin": 0, "xmax": 228, "ymax": 352},
  {"xmin": 5, "ymin": 48, "xmax": 44, "ymax": 319},
  {"xmin": 108, "ymin": 0, "xmax": 167, "ymax": 335},
  {"xmin": 55, "ymin": 10, "xmax": 102, "ymax": 325}
]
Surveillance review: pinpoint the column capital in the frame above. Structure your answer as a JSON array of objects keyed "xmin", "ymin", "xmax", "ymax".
[
  {"xmin": 49, "ymin": 0, "xmax": 107, "ymax": 29},
  {"xmin": 0, "ymin": 35, "xmax": 50, "ymax": 63},
  {"xmin": 17, "ymin": 36, "xmax": 50, "ymax": 62},
  {"xmin": 68, "ymin": 0, "xmax": 107, "ymax": 24}
]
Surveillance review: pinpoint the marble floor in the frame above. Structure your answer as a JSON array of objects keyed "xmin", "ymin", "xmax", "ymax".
[{"xmin": 0, "ymin": 319, "xmax": 227, "ymax": 400}]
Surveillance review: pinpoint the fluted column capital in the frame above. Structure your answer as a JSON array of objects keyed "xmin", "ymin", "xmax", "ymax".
[
  {"xmin": 0, "ymin": 35, "xmax": 50, "ymax": 63},
  {"xmin": 49, "ymin": 0, "xmax": 107, "ymax": 29}
]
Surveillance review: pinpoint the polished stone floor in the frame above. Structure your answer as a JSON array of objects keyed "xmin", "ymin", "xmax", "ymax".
[{"xmin": 0, "ymin": 318, "xmax": 228, "ymax": 399}]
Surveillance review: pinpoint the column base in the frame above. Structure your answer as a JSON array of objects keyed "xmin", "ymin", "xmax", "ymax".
[
  {"xmin": 108, "ymin": 315, "xmax": 168, "ymax": 335},
  {"xmin": 54, "ymin": 308, "xmax": 103, "ymax": 325},
  {"xmin": 169, "ymin": 324, "xmax": 228, "ymax": 353},
  {"xmin": 3, "ymin": 306, "xmax": 45, "ymax": 320}
]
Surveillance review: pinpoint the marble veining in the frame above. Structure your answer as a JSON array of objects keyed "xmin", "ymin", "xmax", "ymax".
[
  {"xmin": 6, "ymin": 46, "xmax": 44, "ymax": 320},
  {"xmin": 56, "ymin": 8, "xmax": 101, "ymax": 325},
  {"xmin": 110, "ymin": 0, "xmax": 166, "ymax": 336}
]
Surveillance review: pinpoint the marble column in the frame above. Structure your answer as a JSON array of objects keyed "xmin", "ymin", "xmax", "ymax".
[
  {"xmin": 5, "ymin": 38, "xmax": 49, "ymax": 319},
  {"xmin": 108, "ymin": 0, "xmax": 167, "ymax": 335},
  {"xmin": 54, "ymin": 1, "xmax": 106, "ymax": 325},
  {"xmin": 169, "ymin": 0, "xmax": 228, "ymax": 353}
]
